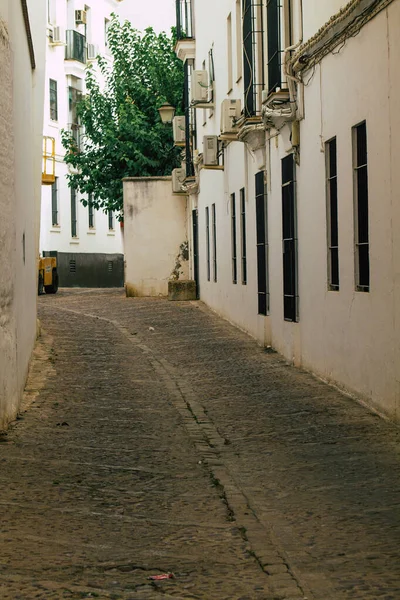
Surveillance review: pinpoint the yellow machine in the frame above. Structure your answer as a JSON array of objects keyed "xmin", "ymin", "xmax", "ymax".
[{"xmin": 38, "ymin": 257, "xmax": 59, "ymax": 295}]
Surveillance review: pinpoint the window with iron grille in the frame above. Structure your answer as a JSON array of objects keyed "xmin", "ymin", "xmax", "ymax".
[
  {"xmin": 51, "ymin": 177, "xmax": 59, "ymax": 226},
  {"xmin": 242, "ymin": 0, "xmax": 265, "ymax": 117},
  {"xmin": 68, "ymin": 86, "xmax": 82, "ymax": 151},
  {"xmin": 212, "ymin": 203, "xmax": 217, "ymax": 282},
  {"xmin": 236, "ymin": 0, "xmax": 243, "ymax": 81},
  {"xmin": 108, "ymin": 210, "xmax": 114, "ymax": 231},
  {"xmin": 231, "ymin": 193, "xmax": 237, "ymax": 284},
  {"xmin": 326, "ymin": 138, "xmax": 339, "ymax": 290},
  {"xmin": 266, "ymin": 0, "xmax": 281, "ymax": 94},
  {"xmin": 240, "ymin": 188, "xmax": 247, "ymax": 285},
  {"xmin": 88, "ymin": 193, "xmax": 95, "ymax": 229},
  {"xmin": 206, "ymin": 207, "xmax": 211, "ymax": 281},
  {"xmin": 71, "ymin": 188, "xmax": 77, "ymax": 238},
  {"xmin": 183, "ymin": 61, "xmax": 195, "ymax": 178},
  {"xmin": 176, "ymin": 0, "xmax": 193, "ymax": 40},
  {"xmin": 255, "ymin": 171, "xmax": 269, "ymax": 315},
  {"xmin": 49, "ymin": 79, "xmax": 58, "ymax": 121},
  {"xmin": 282, "ymin": 155, "xmax": 298, "ymax": 321},
  {"xmin": 353, "ymin": 121, "xmax": 369, "ymax": 291}
]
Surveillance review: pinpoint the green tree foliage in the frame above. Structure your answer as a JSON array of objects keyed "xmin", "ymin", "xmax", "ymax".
[{"xmin": 61, "ymin": 18, "xmax": 184, "ymax": 214}]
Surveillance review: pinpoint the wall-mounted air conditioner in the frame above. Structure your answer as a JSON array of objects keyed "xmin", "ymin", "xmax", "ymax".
[
  {"xmin": 172, "ymin": 116, "xmax": 186, "ymax": 147},
  {"xmin": 49, "ymin": 26, "xmax": 65, "ymax": 45},
  {"xmin": 192, "ymin": 70, "xmax": 210, "ymax": 104},
  {"xmin": 172, "ymin": 168, "xmax": 186, "ymax": 193},
  {"xmin": 220, "ymin": 99, "xmax": 241, "ymax": 135},
  {"xmin": 75, "ymin": 9, "xmax": 87, "ymax": 25},
  {"xmin": 87, "ymin": 44, "xmax": 98, "ymax": 60},
  {"xmin": 203, "ymin": 136, "xmax": 219, "ymax": 166}
]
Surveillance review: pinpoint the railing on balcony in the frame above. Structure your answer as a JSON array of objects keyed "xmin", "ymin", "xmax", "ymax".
[
  {"xmin": 65, "ymin": 29, "xmax": 86, "ymax": 63},
  {"xmin": 68, "ymin": 123, "xmax": 83, "ymax": 152},
  {"xmin": 176, "ymin": 0, "xmax": 193, "ymax": 40}
]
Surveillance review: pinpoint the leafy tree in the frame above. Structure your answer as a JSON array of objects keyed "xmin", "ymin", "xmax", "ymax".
[{"xmin": 61, "ymin": 18, "xmax": 184, "ymax": 215}]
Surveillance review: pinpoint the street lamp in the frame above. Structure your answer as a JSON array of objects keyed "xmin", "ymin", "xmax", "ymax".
[{"xmin": 158, "ymin": 102, "xmax": 176, "ymax": 125}]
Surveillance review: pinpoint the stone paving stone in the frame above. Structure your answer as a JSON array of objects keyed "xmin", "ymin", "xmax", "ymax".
[{"xmin": 1, "ymin": 289, "xmax": 400, "ymax": 599}]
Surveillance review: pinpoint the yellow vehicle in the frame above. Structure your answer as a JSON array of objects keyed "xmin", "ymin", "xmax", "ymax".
[{"xmin": 38, "ymin": 257, "xmax": 59, "ymax": 295}]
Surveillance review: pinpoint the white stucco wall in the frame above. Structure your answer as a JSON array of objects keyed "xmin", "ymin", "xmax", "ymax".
[
  {"xmin": 0, "ymin": 0, "xmax": 46, "ymax": 428},
  {"xmin": 123, "ymin": 178, "xmax": 189, "ymax": 297},
  {"xmin": 185, "ymin": 0, "xmax": 400, "ymax": 421}
]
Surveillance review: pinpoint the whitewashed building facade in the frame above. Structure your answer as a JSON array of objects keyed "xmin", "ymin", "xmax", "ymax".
[
  {"xmin": 174, "ymin": 0, "xmax": 400, "ymax": 421},
  {"xmin": 40, "ymin": 0, "xmax": 124, "ymax": 287}
]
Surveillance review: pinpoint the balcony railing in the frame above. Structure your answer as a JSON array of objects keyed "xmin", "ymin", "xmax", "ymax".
[
  {"xmin": 176, "ymin": 0, "xmax": 193, "ymax": 40},
  {"xmin": 68, "ymin": 123, "xmax": 83, "ymax": 152},
  {"xmin": 65, "ymin": 29, "xmax": 86, "ymax": 63}
]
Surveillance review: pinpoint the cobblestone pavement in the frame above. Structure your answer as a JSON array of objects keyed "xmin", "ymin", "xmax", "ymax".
[{"xmin": 1, "ymin": 289, "xmax": 400, "ymax": 600}]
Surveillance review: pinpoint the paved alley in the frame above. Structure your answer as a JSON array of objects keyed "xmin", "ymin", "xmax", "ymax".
[{"xmin": 1, "ymin": 289, "xmax": 400, "ymax": 600}]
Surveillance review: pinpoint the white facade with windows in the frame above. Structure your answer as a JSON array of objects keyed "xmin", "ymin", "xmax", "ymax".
[
  {"xmin": 175, "ymin": 0, "xmax": 400, "ymax": 421},
  {"xmin": 40, "ymin": 0, "xmax": 124, "ymax": 286}
]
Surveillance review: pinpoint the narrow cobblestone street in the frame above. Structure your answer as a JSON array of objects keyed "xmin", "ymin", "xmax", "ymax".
[{"xmin": 1, "ymin": 289, "xmax": 400, "ymax": 600}]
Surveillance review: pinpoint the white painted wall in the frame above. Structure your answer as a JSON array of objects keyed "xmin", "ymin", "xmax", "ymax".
[
  {"xmin": 0, "ymin": 0, "xmax": 46, "ymax": 428},
  {"xmin": 184, "ymin": 0, "xmax": 400, "ymax": 421},
  {"xmin": 123, "ymin": 177, "xmax": 189, "ymax": 297},
  {"xmin": 40, "ymin": 0, "xmax": 123, "ymax": 258}
]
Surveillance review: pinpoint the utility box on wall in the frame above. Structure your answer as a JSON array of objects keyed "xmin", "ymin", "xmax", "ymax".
[{"xmin": 123, "ymin": 177, "xmax": 189, "ymax": 297}]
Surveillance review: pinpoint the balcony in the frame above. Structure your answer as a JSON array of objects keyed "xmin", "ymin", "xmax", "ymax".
[
  {"xmin": 175, "ymin": 0, "xmax": 195, "ymax": 63},
  {"xmin": 68, "ymin": 123, "xmax": 83, "ymax": 152},
  {"xmin": 42, "ymin": 137, "xmax": 56, "ymax": 185},
  {"xmin": 65, "ymin": 30, "xmax": 86, "ymax": 64}
]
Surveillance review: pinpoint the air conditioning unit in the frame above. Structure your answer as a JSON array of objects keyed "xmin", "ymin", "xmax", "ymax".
[
  {"xmin": 172, "ymin": 116, "xmax": 186, "ymax": 147},
  {"xmin": 49, "ymin": 26, "xmax": 65, "ymax": 44},
  {"xmin": 192, "ymin": 70, "xmax": 209, "ymax": 104},
  {"xmin": 203, "ymin": 136, "xmax": 219, "ymax": 166},
  {"xmin": 75, "ymin": 9, "xmax": 87, "ymax": 24},
  {"xmin": 87, "ymin": 44, "xmax": 98, "ymax": 60},
  {"xmin": 172, "ymin": 168, "xmax": 186, "ymax": 193},
  {"xmin": 220, "ymin": 99, "xmax": 242, "ymax": 135}
]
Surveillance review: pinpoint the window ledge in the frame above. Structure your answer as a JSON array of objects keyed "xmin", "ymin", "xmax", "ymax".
[
  {"xmin": 50, "ymin": 227, "xmax": 61, "ymax": 232},
  {"xmin": 87, "ymin": 230, "xmax": 96, "ymax": 235},
  {"xmin": 70, "ymin": 239, "xmax": 80, "ymax": 244},
  {"xmin": 107, "ymin": 231, "xmax": 115, "ymax": 236}
]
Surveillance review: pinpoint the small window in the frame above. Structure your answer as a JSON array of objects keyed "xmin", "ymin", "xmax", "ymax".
[
  {"xmin": 353, "ymin": 121, "xmax": 369, "ymax": 291},
  {"xmin": 49, "ymin": 79, "xmax": 58, "ymax": 121},
  {"xmin": 88, "ymin": 193, "xmax": 95, "ymax": 229},
  {"xmin": 104, "ymin": 18, "xmax": 110, "ymax": 48},
  {"xmin": 206, "ymin": 206, "xmax": 211, "ymax": 281},
  {"xmin": 326, "ymin": 138, "xmax": 339, "ymax": 290},
  {"xmin": 227, "ymin": 13, "xmax": 233, "ymax": 93},
  {"xmin": 108, "ymin": 210, "xmax": 114, "ymax": 231},
  {"xmin": 240, "ymin": 188, "xmax": 247, "ymax": 285},
  {"xmin": 69, "ymin": 259, "xmax": 76, "ymax": 273},
  {"xmin": 51, "ymin": 177, "xmax": 59, "ymax": 226},
  {"xmin": 70, "ymin": 188, "xmax": 77, "ymax": 238},
  {"xmin": 212, "ymin": 203, "xmax": 217, "ymax": 282},
  {"xmin": 108, "ymin": 260, "xmax": 113, "ymax": 273},
  {"xmin": 231, "ymin": 193, "xmax": 237, "ymax": 284}
]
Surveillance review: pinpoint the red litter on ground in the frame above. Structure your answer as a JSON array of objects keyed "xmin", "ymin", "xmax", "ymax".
[{"xmin": 148, "ymin": 573, "xmax": 174, "ymax": 581}]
